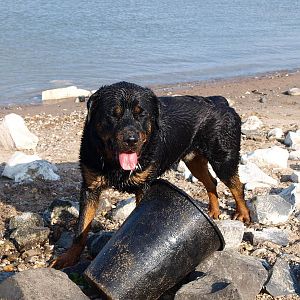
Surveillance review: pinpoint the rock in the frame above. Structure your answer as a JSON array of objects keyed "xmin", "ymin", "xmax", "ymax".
[
  {"xmin": 43, "ymin": 198, "xmax": 79, "ymax": 227},
  {"xmin": 42, "ymin": 86, "xmax": 91, "ymax": 101},
  {"xmin": 0, "ymin": 272, "xmax": 14, "ymax": 284},
  {"xmin": 279, "ymin": 183, "xmax": 300, "ymax": 211},
  {"xmin": 250, "ymin": 228, "xmax": 289, "ymax": 246},
  {"xmin": 62, "ymin": 259, "xmax": 91, "ymax": 277},
  {"xmin": 265, "ymin": 258, "xmax": 299, "ymax": 296},
  {"xmin": 0, "ymin": 268, "xmax": 89, "ymax": 299},
  {"xmin": 239, "ymin": 162, "xmax": 278, "ymax": 190},
  {"xmin": 259, "ymin": 96, "xmax": 267, "ymax": 103},
  {"xmin": 289, "ymin": 150, "xmax": 300, "ymax": 160},
  {"xmin": 290, "ymin": 171, "xmax": 300, "ymax": 183},
  {"xmin": 56, "ymin": 231, "xmax": 74, "ymax": 249},
  {"xmin": 177, "ymin": 160, "xmax": 198, "ymax": 183},
  {"xmin": 111, "ymin": 197, "xmax": 136, "ymax": 223},
  {"xmin": 10, "ymin": 226, "xmax": 50, "ymax": 251},
  {"xmin": 2, "ymin": 152, "xmax": 60, "ymax": 182},
  {"xmin": 9, "ymin": 212, "xmax": 44, "ymax": 230},
  {"xmin": 249, "ymin": 194, "xmax": 295, "ymax": 225},
  {"xmin": 284, "ymin": 130, "xmax": 300, "ymax": 150},
  {"xmin": 0, "ymin": 114, "xmax": 38, "ymax": 150},
  {"xmin": 194, "ymin": 250, "xmax": 268, "ymax": 300},
  {"xmin": 267, "ymin": 128, "xmax": 284, "ymax": 140},
  {"xmin": 215, "ymin": 220, "xmax": 244, "ymax": 249},
  {"xmin": 87, "ymin": 231, "xmax": 114, "ymax": 258},
  {"xmin": 241, "ymin": 116, "xmax": 263, "ymax": 134},
  {"xmin": 241, "ymin": 146, "xmax": 289, "ymax": 168},
  {"xmin": 175, "ymin": 274, "xmax": 242, "ymax": 300},
  {"xmin": 286, "ymin": 87, "xmax": 300, "ymax": 96}
]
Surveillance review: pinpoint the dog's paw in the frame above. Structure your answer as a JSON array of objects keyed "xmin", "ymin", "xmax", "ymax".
[
  {"xmin": 233, "ymin": 209, "xmax": 251, "ymax": 224},
  {"xmin": 208, "ymin": 208, "xmax": 220, "ymax": 219},
  {"xmin": 49, "ymin": 251, "xmax": 80, "ymax": 269}
]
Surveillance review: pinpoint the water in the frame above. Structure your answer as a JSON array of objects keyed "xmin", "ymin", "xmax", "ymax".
[{"xmin": 0, "ymin": 0, "xmax": 300, "ymax": 105}]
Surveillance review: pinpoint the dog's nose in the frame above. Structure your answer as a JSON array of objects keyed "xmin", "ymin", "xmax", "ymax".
[{"xmin": 124, "ymin": 133, "xmax": 139, "ymax": 146}]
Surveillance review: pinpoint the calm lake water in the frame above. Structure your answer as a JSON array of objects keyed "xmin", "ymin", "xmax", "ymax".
[{"xmin": 0, "ymin": 0, "xmax": 300, "ymax": 105}]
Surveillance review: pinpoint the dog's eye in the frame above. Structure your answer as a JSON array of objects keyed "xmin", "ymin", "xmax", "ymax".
[
  {"xmin": 133, "ymin": 106, "xmax": 143, "ymax": 116},
  {"xmin": 113, "ymin": 106, "xmax": 123, "ymax": 118}
]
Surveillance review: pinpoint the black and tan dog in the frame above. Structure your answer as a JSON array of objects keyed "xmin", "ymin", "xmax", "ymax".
[{"xmin": 50, "ymin": 81, "xmax": 250, "ymax": 268}]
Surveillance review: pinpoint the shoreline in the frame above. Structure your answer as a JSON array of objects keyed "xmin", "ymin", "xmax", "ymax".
[{"xmin": 0, "ymin": 68, "xmax": 299, "ymax": 126}]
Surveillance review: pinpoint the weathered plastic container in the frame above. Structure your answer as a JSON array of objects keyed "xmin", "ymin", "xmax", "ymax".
[{"xmin": 84, "ymin": 179, "xmax": 224, "ymax": 300}]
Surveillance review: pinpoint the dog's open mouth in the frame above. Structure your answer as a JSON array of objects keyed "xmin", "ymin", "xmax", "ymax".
[{"xmin": 119, "ymin": 152, "xmax": 138, "ymax": 171}]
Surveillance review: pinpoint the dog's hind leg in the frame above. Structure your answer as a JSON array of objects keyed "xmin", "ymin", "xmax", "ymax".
[
  {"xmin": 49, "ymin": 186, "xmax": 101, "ymax": 269},
  {"xmin": 222, "ymin": 174, "xmax": 250, "ymax": 223},
  {"xmin": 184, "ymin": 154, "xmax": 220, "ymax": 219}
]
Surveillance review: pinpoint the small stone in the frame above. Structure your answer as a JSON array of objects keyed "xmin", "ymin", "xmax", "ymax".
[
  {"xmin": 241, "ymin": 116, "xmax": 263, "ymax": 134},
  {"xmin": 265, "ymin": 258, "xmax": 298, "ymax": 296},
  {"xmin": 0, "ymin": 268, "xmax": 89, "ymax": 299},
  {"xmin": 3, "ymin": 265, "xmax": 14, "ymax": 272},
  {"xmin": 289, "ymin": 150, "xmax": 300, "ymax": 161},
  {"xmin": 9, "ymin": 212, "xmax": 44, "ymax": 230},
  {"xmin": 267, "ymin": 128, "xmax": 283, "ymax": 140},
  {"xmin": 259, "ymin": 96, "xmax": 267, "ymax": 103},
  {"xmin": 56, "ymin": 231, "xmax": 74, "ymax": 249},
  {"xmin": 111, "ymin": 197, "xmax": 136, "ymax": 223},
  {"xmin": 215, "ymin": 220, "xmax": 244, "ymax": 249},
  {"xmin": 284, "ymin": 130, "xmax": 300, "ymax": 150},
  {"xmin": 10, "ymin": 227, "xmax": 50, "ymax": 251},
  {"xmin": 286, "ymin": 87, "xmax": 300, "ymax": 96},
  {"xmin": 290, "ymin": 171, "xmax": 300, "ymax": 183},
  {"xmin": 249, "ymin": 194, "xmax": 294, "ymax": 225},
  {"xmin": 279, "ymin": 183, "xmax": 300, "ymax": 211}
]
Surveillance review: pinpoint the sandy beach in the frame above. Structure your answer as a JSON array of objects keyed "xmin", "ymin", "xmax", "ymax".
[{"xmin": 0, "ymin": 70, "xmax": 299, "ymax": 299}]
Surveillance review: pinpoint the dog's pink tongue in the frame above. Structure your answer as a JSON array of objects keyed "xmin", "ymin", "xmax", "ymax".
[{"xmin": 119, "ymin": 152, "xmax": 138, "ymax": 171}]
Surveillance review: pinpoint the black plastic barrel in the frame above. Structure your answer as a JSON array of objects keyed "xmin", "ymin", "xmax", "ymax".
[{"xmin": 84, "ymin": 179, "xmax": 225, "ymax": 300}]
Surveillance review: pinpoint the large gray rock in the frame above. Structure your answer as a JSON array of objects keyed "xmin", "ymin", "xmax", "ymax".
[
  {"xmin": 250, "ymin": 227, "xmax": 289, "ymax": 246},
  {"xmin": 9, "ymin": 212, "xmax": 44, "ymax": 231},
  {"xmin": 265, "ymin": 258, "xmax": 299, "ymax": 297},
  {"xmin": 194, "ymin": 250, "xmax": 268, "ymax": 300},
  {"xmin": 175, "ymin": 274, "xmax": 242, "ymax": 300},
  {"xmin": 0, "ymin": 113, "xmax": 38, "ymax": 150},
  {"xmin": 215, "ymin": 220, "xmax": 244, "ymax": 249},
  {"xmin": 267, "ymin": 128, "xmax": 284, "ymax": 140},
  {"xmin": 284, "ymin": 130, "xmax": 300, "ymax": 150},
  {"xmin": 0, "ymin": 268, "xmax": 89, "ymax": 299},
  {"xmin": 249, "ymin": 194, "xmax": 295, "ymax": 225},
  {"xmin": 111, "ymin": 197, "xmax": 136, "ymax": 223},
  {"xmin": 2, "ymin": 152, "xmax": 60, "ymax": 182},
  {"xmin": 239, "ymin": 162, "xmax": 278, "ymax": 190},
  {"xmin": 10, "ymin": 226, "xmax": 50, "ymax": 251},
  {"xmin": 241, "ymin": 146, "xmax": 289, "ymax": 169}
]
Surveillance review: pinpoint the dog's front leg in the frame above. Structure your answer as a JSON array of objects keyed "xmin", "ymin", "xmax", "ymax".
[{"xmin": 49, "ymin": 186, "xmax": 101, "ymax": 269}]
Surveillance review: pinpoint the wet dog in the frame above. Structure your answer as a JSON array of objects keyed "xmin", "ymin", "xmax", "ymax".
[{"xmin": 50, "ymin": 81, "xmax": 250, "ymax": 268}]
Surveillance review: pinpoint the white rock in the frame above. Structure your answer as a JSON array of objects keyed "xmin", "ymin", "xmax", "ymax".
[
  {"xmin": 251, "ymin": 228, "xmax": 289, "ymax": 246},
  {"xmin": 289, "ymin": 150, "xmax": 300, "ymax": 160},
  {"xmin": 241, "ymin": 146, "xmax": 289, "ymax": 169},
  {"xmin": 241, "ymin": 116, "xmax": 263, "ymax": 133},
  {"xmin": 286, "ymin": 87, "xmax": 300, "ymax": 96},
  {"xmin": 290, "ymin": 171, "xmax": 300, "ymax": 183},
  {"xmin": 215, "ymin": 220, "xmax": 245, "ymax": 249},
  {"xmin": 111, "ymin": 197, "xmax": 136, "ymax": 223},
  {"xmin": 267, "ymin": 128, "xmax": 284, "ymax": 139},
  {"xmin": 279, "ymin": 183, "xmax": 300, "ymax": 211},
  {"xmin": 42, "ymin": 86, "xmax": 91, "ymax": 101},
  {"xmin": 0, "ymin": 114, "xmax": 38, "ymax": 150},
  {"xmin": 239, "ymin": 162, "xmax": 278, "ymax": 190},
  {"xmin": 284, "ymin": 130, "xmax": 300, "ymax": 150},
  {"xmin": 177, "ymin": 160, "xmax": 198, "ymax": 183},
  {"xmin": 2, "ymin": 152, "xmax": 60, "ymax": 182}
]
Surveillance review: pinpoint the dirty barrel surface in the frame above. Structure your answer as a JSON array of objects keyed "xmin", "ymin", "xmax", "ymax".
[{"xmin": 84, "ymin": 179, "xmax": 225, "ymax": 300}]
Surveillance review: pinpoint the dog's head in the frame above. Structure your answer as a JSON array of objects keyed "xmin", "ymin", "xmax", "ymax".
[{"xmin": 86, "ymin": 81, "xmax": 159, "ymax": 171}]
